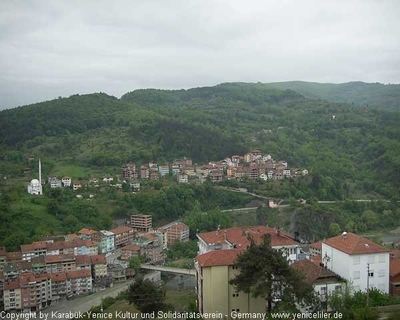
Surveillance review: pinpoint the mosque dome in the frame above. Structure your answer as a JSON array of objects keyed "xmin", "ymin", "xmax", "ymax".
[{"xmin": 30, "ymin": 179, "xmax": 40, "ymax": 186}]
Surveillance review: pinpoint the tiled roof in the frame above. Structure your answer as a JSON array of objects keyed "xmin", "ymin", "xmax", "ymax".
[
  {"xmin": 32, "ymin": 241, "xmax": 47, "ymax": 250},
  {"xmin": 66, "ymin": 234, "xmax": 80, "ymax": 240},
  {"xmin": 21, "ymin": 244, "xmax": 34, "ymax": 252},
  {"xmin": 17, "ymin": 261, "xmax": 32, "ymax": 270},
  {"xmin": 90, "ymin": 255, "xmax": 106, "ymax": 265},
  {"xmin": 161, "ymin": 221, "xmax": 189, "ymax": 231},
  {"xmin": 66, "ymin": 269, "xmax": 91, "ymax": 279},
  {"xmin": 121, "ymin": 244, "xmax": 141, "ymax": 252},
  {"xmin": 47, "ymin": 241, "xmax": 65, "ymax": 251},
  {"xmin": 324, "ymin": 233, "xmax": 390, "ymax": 255},
  {"xmin": 291, "ymin": 259, "xmax": 340, "ymax": 284},
  {"xmin": 310, "ymin": 241, "xmax": 322, "ymax": 250},
  {"xmin": 198, "ymin": 226, "xmax": 298, "ymax": 249},
  {"xmin": 390, "ymin": 250, "xmax": 400, "ymax": 259},
  {"xmin": 110, "ymin": 226, "xmax": 134, "ymax": 235},
  {"xmin": 85, "ymin": 240, "xmax": 97, "ymax": 247},
  {"xmin": 390, "ymin": 257, "xmax": 400, "ymax": 277},
  {"xmin": 78, "ymin": 228, "xmax": 97, "ymax": 235},
  {"xmin": 19, "ymin": 272, "xmax": 50, "ymax": 285},
  {"xmin": 196, "ymin": 249, "xmax": 244, "ymax": 267},
  {"xmin": 4, "ymin": 280, "xmax": 20, "ymax": 290},
  {"xmin": 45, "ymin": 254, "xmax": 75, "ymax": 264},
  {"xmin": 6, "ymin": 251, "xmax": 22, "ymax": 261},
  {"xmin": 75, "ymin": 255, "xmax": 92, "ymax": 265},
  {"xmin": 0, "ymin": 246, "xmax": 6, "ymax": 256},
  {"xmin": 50, "ymin": 272, "xmax": 67, "ymax": 282}
]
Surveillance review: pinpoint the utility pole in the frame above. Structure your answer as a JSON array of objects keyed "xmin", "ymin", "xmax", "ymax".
[{"xmin": 366, "ymin": 263, "xmax": 370, "ymax": 307}]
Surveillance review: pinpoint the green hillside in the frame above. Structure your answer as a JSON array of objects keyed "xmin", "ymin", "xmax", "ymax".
[
  {"xmin": 1, "ymin": 82, "xmax": 400, "ymax": 250},
  {"xmin": 265, "ymin": 81, "xmax": 400, "ymax": 111}
]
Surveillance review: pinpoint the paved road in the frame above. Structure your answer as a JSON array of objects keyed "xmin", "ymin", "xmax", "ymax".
[{"xmin": 41, "ymin": 281, "xmax": 133, "ymax": 319}]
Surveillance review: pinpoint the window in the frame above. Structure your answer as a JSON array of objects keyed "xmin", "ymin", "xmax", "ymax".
[
  {"xmin": 353, "ymin": 271, "xmax": 360, "ymax": 279},
  {"xmin": 368, "ymin": 271, "xmax": 374, "ymax": 278},
  {"xmin": 395, "ymin": 284, "xmax": 400, "ymax": 290},
  {"xmin": 378, "ymin": 269, "xmax": 385, "ymax": 277},
  {"xmin": 353, "ymin": 256, "xmax": 360, "ymax": 265},
  {"xmin": 378, "ymin": 255, "xmax": 385, "ymax": 263},
  {"xmin": 368, "ymin": 255, "xmax": 375, "ymax": 264},
  {"xmin": 335, "ymin": 285, "xmax": 342, "ymax": 292},
  {"xmin": 232, "ymin": 266, "xmax": 238, "ymax": 270},
  {"xmin": 232, "ymin": 293, "xmax": 239, "ymax": 297}
]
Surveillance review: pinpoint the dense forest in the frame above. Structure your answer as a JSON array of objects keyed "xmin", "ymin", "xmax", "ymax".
[
  {"xmin": 1, "ymin": 82, "xmax": 400, "ymax": 250},
  {"xmin": 265, "ymin": 81, "xmax": 400, "ymax": 111}
]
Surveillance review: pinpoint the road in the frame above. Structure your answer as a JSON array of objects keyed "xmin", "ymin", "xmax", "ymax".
[{"xmin": 41, "ymin": 280, "xmax": 133, "ymax": 319}]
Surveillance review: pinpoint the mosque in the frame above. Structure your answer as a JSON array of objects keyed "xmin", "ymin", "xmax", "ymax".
[{"xmin": 27, "ymin": 159, "xmax": 43, "ymax": 196}]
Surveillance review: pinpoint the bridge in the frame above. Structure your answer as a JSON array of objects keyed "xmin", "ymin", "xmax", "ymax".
[{"xmin": 141, "ymin": 264, "xmax": 196, "ymax": 276}]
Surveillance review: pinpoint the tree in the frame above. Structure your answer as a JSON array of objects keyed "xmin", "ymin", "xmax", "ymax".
[
  {"xmin": 229, "ymin": 234, "xmax": 315, "ymax": 313},
  {"xmin": 127, "ymin": 277, "xmax": 168, "ymax": 313},
  {"xmin": 129, "ymin": 256, "xmax": 142, "ymax": 273}
]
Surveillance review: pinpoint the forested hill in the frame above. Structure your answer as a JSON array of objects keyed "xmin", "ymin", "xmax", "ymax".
[
  {"xmin": 264, "ymin": 81, "xmax": 400, "ymax": 111},
  {"xmin": 1, "ymin": 83, "xmax": 400, "ymax": 198}
]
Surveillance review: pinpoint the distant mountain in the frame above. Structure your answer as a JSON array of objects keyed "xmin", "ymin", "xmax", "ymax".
[{"xmin": 264, "ymin": 81, "xmax": 400, "ymax": 111}]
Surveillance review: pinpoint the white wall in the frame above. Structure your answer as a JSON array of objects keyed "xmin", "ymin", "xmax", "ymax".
[{"xmin": 322, "ymin": 243, "xmax": 389, "ymax": 294}]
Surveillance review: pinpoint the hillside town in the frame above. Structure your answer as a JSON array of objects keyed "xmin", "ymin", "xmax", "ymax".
[
  {"xmin": 0, "ymin": 214, "xmax": 190, "ymax": 312},
  {"xmin": 1, "ymin": 219, "xmax": 400, "ymax": 314},
  {"xmin": 26, "ymin": 150, "xmax": 309, "ymax": 195}
]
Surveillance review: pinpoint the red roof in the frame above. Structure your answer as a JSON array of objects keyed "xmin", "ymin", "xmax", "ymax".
[
  {"xmin": 292, "ymin": 259, "xmax": 340, "ymax": 284},
  {"xmin": 110, "ymin": 226, "xmax": 134, "ymax": 235},
  {"xmin": 19, "ymin": 272, "xmax": 50, "ymax": 285},
  {"xmin": 75, "ymin": 255, "xmax": 92, "ymax": 265},
  {"xmin": 4, "ymin": 280, "xmax": 20, "ymax": 290},
  {"xmin": 21, "ymin": 244, "xmax": 34, "ymax": 252},
  {"xmin": 198, "ymin": 226, "xmax": 298, "ymax": 249},
  {"xmin": 78, "ymin": 228, "xmax": 97, "ymax": 235},
  {"xmin": 196, "ymin": 249, "xmax": 244, "ymax": 267},
  {"xmin": 121, "ymin": 244, "xmax": 141, "ymax": 252},
  {"xmin": 45, "ymin": 254, "xmax": 75, "ymax": 264},
  {"xmin": 66, "ymin": 234, "xmax": 80, "ymax": 240},
  {"xmin": 6, "ymin": 251, "xmax": 22, "ymax": 261},
  {"xmin": 66, "ymin": 269, "xmax": 91, "ymax": 279},
  {"xmin": 85, "ymin": 240, "xmax": 97, "ymax": 247},
  {"xmin": 50, "ymin": 272, "xmax": 67, "ymax": 282},
  {"xmin": 90, "ymin": 255, "xmax": 106, "ymax": 265},
  {"xmin": 324, "ymin": 233, "xmax": 390, "ymax": 255},
  {"xmin": 0, "ymin": 247, "xmax": 6, "ymax": 256},
  {"xmin": 310, "ymin": 241, "xmax": 322, "ymax": 250},
  {"xmin": 47, "ymin": 241, "xmax": 65, "ymax": 251}
]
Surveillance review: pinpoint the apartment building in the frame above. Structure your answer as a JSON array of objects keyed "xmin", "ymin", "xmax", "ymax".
[
  {"xmin": 321, "ymin": 232, "xmax": 390, "ymax": 293},
  {"xmin": 110, "ymin": 226, "xmax": 135, "ymax": 248},
  {"xmin": 91, "ymin": 255, "xmax": 107, "ymax": 279},
  {"xmin": 195, "ymin": 249, "xmax": 265, "ymax": 318},
  {"xmin": 66, "ymin": 270, "xmax": 92, "ymax": 295},
  {"xmin": 93, "ymin": 230, "xmax": 115, "ymax": 254},
  {"xmin": 160, "ymin": 221, "xmax": 190, "ymax": 246},
  {"xmin": 195, "ymin": 226, "xmax": 301, "ymax": 315},
  {"xmin": 131, "ymin": 214, "xmax": 152, "ymax": 232},
  {"xmin": 44, "ymin": 254, "xmax": 76, "ymax": 273},
  {"xmin": 120, "ymin": 244, "xmax": 141, "ymax": 261}
]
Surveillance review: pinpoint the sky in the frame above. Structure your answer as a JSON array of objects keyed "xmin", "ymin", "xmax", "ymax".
[{"xmin": 1, "ymin": 0, "xmax": 400, "ymax": 109}]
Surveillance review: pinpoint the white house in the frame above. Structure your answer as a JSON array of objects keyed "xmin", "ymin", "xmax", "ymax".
[
  {"xmin": 62, "ymin": 176, "xmax": 71, "ymax": 187},
  {"xmin": 321, "ymin": 232, "xmax": 390, "ymax": 293}
]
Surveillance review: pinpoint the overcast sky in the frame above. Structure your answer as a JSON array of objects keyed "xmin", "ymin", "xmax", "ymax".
[{"xmin": 1, "ymin": 0, "xmax": 399, "ymax": 109}]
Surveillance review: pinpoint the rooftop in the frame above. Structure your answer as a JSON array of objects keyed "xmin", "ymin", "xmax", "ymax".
[
  {"xmin": 324, "ymin": 232, "xmax": 390, "ymax": 255},
  {"xmin": 292, "ymin": 259, "xmax": 340, "ymax": 284},
  {"xmin": 110, "ymin": 226, "xmax": 134, "ymax": 235},
  {"xmin": 196, "ymin": 249, "xmax": 243, "ymax": 267},
  {"xmin": 198, "ymin": 226, "xmax": 298, "ymax": 249}
]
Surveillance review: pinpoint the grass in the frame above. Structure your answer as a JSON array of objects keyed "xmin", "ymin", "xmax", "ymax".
[
  {"xmin": 229, "ymin": 209, "xmax": 259, "ymax": 226},
  {"xmin": 51, "ymin": 163, "xmax": 104, "ymax": 179}
]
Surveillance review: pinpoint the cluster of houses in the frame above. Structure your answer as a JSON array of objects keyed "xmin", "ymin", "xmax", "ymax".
[
  {"xmin": 194, "ymin": 226, "xmax": 400, "ymax": 316},
  {"xmin": 28, "ymin": 151, "xmax": 308, "ymax": 195},
  {"xmin": 119, "ymin": 150, "xmax": 308, "ymax": 184},
  {"xmin": 0, "ymin": 215, "xmax": 189, "ymax": 313}
]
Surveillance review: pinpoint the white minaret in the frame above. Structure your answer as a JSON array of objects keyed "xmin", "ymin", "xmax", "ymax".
[{"xmin": 39, "ymin": 158, "xmax": 42, "ymax": 186}]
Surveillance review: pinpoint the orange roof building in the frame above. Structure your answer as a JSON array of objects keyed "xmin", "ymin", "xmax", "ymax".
[{"xmin": 321, "ymin": 232, "xmax": 390, "ymax": 294}]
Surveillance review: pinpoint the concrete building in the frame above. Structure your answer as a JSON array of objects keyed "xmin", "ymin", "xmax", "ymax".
[
  {"xmin": 195, "ymin": 249, "xmax": 265, "ymax": 318},
  {"xmin": 91, "ymin": 255, "xmax": 107, "ymax": 279},
  {"xmin": 120, "ymin": 244, "xmax": 141, "ymax": 261},
  {"xmin": 321, "ymin": 232, "xmax": 390, "ymax": 293},
  {"xmin": 94, "ymin": 230, "xmax": 115, "ymax": 254},
  {"xmin": 160, "ymin": 221, "xmax": 190, "ymax": 246},
  {"xmin": 131, "ymin": 214, "xmax": 152, "ymax": 232},
  {"xmin": 110, "ymin": 226, "xmax": 135, "ymax": 248}
]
